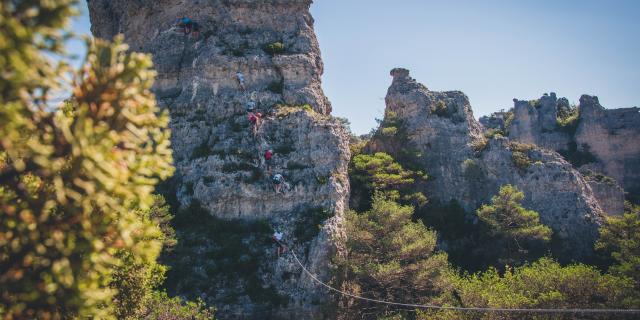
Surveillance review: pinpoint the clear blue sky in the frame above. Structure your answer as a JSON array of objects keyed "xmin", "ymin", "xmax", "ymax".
[{"xmin": 72, "ymin": 0, "xmax": 639, "ymax": 134}]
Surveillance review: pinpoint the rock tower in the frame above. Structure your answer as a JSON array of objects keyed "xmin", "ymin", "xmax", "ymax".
[{"xmin": 88, "ymin": 0, "xmax": 349, "ymax": 318}]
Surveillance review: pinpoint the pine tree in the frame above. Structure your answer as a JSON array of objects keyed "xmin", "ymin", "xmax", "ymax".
[{"xmin": 476, "ymin": 185, "xmax": 552, "ymax": 266}]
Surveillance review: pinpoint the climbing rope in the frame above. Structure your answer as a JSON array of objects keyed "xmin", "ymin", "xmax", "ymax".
[{"xmin": 290, "ymin": 250, "xmax": 640, "ymax": 315}]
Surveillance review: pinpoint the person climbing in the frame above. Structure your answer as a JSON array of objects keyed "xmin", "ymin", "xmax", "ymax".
[
  {"xmin": 248, "ymin": 111, "xmax": 262, "ymax": 137},
  {"xmin": 236, "ymin": 71, "xmax": 246, "ymax": 91},
  {"xmin": 246, "ymin": 100, "xmax": 256, "ymax": 112},
  {"xmin": 272, "ymin": 230, "xmax": 288, "ymax": 257},
  {"xmin": 178, "ymin": 16, "xmax": 193, "ymax": 35},
  {"xmin": 264, "ymin": 149, "xmax": 274, "ymax": 174},
  {"xmin": 272, "ymin": 173, "xmax": 285, "ymax": 194}
]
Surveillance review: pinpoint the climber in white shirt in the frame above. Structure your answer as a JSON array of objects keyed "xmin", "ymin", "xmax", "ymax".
[{"xmin": 272, "ymin": 230, "xmax": 288, "ymax": 257}]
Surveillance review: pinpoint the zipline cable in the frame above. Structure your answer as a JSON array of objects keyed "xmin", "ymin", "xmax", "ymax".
[{"xmin": 290, "ymin": 250, "xmax": 640, "ymax": 315}]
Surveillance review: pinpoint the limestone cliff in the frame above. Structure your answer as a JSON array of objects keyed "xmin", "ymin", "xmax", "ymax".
[
  {"xmin": 88, "ymin": 0, "xmax": 349, "ymax": 318},
  {"xmin": 482, "ymin": 92, "xmax": 639, "ymax": 211},
  {"xmin": 368, "ymin": 68, "xmax": 604, "ymax": 260}
]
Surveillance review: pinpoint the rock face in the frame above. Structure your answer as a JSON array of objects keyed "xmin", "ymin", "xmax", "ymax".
[
  {"xmin": 88, "ymin": 0, "xmax": 349, "ymax": 318},
  {"xmin": 483, "ymin": 92, "xmax": 640, "ymax": 209},
  {"xmin": 368, "ymin": 68, "xmax": 604, "ymax": 259}
]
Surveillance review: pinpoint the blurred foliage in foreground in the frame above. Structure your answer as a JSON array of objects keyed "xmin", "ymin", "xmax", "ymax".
[{"xmin": 0, "ymin": 1, "xmax": 213, "ymax": 318}]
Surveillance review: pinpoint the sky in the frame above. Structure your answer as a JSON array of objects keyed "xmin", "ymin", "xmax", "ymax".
[{"xmin": 72, "ymin": 0, "xmax": 639, "ymax": 134}]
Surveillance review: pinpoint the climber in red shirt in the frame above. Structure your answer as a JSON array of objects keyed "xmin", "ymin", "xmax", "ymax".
[
  {"xmin": 248, "ymin": 111, "xmax": 262, "ymax": 137},
  {"xmin": 264, "ymin": 149, "xmax": 273, "ymax": 174}
]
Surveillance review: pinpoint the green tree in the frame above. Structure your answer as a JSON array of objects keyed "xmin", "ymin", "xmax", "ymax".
[
  {"xmin": 336, "ymin": 197, "xmax": 455, "ymax": 319},
  {"xmin": 349, "ymin": 152, "xmax": 427, "ymax": 211},
  {"xmin": 476, "ymin": 185, "xmax": 552, "ymax": 266},
  {"xmin": 111, "ymin": 195, "xmax": 178, "ymax": 319},
  {"xmin": 0, "ymin": 1, "xmax": 175, "ymax": 318},
  {"xmin": 419, "ymin": 258, "xmax": 639, "ymax": 320},
  {"xmin": 596, "ymin": 203, "xmax": 640, "ymax": 290}
]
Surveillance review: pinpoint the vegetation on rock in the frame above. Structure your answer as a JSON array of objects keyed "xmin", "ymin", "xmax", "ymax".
[{"xmin": 477, "ymin": 185, "xmax": 552, "ymax": 266}]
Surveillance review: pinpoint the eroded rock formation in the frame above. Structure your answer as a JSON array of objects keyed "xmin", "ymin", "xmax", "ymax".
[
  {"xmin": 368, "ymin": 68, "xmax": 604, "ymax": 259},
  {"xmin": 482, "ymin": 92, "xmax": 639, "ymax": 211},
  {"xmin": 88, "ymin": 0, "xmax": 349, "ymax": 318}
]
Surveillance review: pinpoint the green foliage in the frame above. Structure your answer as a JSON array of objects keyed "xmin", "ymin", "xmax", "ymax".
[
  {"xmin": 503, "ymin": 110, "xmax": 515, "ymax": 133},
  {"xmin": 596, "ymin": 203, "xmax": 640, "ymax": 290},
  {"xmin": 336, "ymin": 197, "xmax": 455, "ymax": 318},
  {"xmin": 371, "ymin": 110, "xmax": 423, "ymax": 172},
  {"xmin": 431, "ymin": 100, "xmax": 450, "ymax": 117},
  {"xmin": 263, "ymin": 41, "xmax": 285, "ymax": 55},
  {"xmin": 140, "ymin": 291, "xmax": 215, "ymax": 320},
  {"xmin": 0, "ymin": 2, "xmax": 174, "ymax": 316},
  {"xmin": 510, "ymin": 142, "xmax": 534, "ymax": 171},
  {"xmin": 470, "ymin": 138, "xmax": 489, "ymax": 153},
  {"xmin": 477, "ymin": 185, "xmax": 552, "ymax": 266},
  {"xmin": 556, "ymin": 105, "xmax": 580, "ymax": 134},
  {"xmin": 484, "ymin": 128, "xmax": 505, "ymax": 139},
  {"xmin": 349, "ymin": 152, "xmax": 427, "ymax": 211},
  {"xmin": 558, "ymin": 141, "xmax": 597, "ymax": 167},
  {"xmin": 294, "ymin": 207, "xmax": 334, "ymax": 243},
  {"xmin": 165, "ymin": 201, "xmax": 288, "ymax": 308},
  {"xmin": 427, "ymin": 258, "xmax": 639, "ymax": 320},
  {"xmin": 111, "ymin": 195, "xmax": 178, "ymax": 319},
  {"xmin": 275, "ymin": 103, "xmax": 314, "ymax": 117}
]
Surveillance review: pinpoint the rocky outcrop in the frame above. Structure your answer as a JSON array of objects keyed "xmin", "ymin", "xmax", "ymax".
[
  {"xmin": 368, "ymin": 68, "xmax": 604, "ymax": 259},
  {"xmin": 575, "ymin": 96, "xmax": 640, "ymax": 204},
  {"xmin": 483, "ymin": 92, "xmax": 639, "ymax": 209},
  {"xmin": 88, "ymin": 0, "xmax": 349, "ymax": 318}
]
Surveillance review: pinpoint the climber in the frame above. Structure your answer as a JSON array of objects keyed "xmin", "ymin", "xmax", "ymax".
[
  {"xmin": 272, "ymin": 173, "xmax": 285, "ymax": 194},
  {"xmin": 246, "ymin": 100, "xmax": 256, "ymax": 112},
  {"xmin": 236, "ymin": 71, "xmax": 246, "ymax": 91},
  {"xmin": 264, "ymin": 149, "xmax": 274, "ymax": 174},
  {"xmin": 248, "ymin": 111, "xmax": 262, "ymax": 137},
  {"xmin": 272, "ymin": 230, "xmax": 288, "ymax": 257},
  {"xmin": 178, "ymin": 16, "xmax": 193, "ymax": 35}
]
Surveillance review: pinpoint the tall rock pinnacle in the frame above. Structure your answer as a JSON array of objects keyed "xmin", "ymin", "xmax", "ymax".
[{"xmin": 88, "ymin": 1, "xmax": 349, "ymax": 318}]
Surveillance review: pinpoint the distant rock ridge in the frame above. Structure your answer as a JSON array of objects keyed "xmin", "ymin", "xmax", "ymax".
[
  {"xmin": 368, "ymin": 68, "xmax": 604, "ymax": 260},
  {"xmin": 481, "ymin": 90, "xmax": 639, "ymax": 211},
  {"xmin": 88, "ymin": 0, "xmax": 349, "ymax": 318}
]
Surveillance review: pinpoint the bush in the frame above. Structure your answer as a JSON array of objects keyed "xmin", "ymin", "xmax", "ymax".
[
  {"xmin": 510, "ymin": 142, "xmax": 534, "ymax": 171},
  {"xmin": 431, "ymin": 258, "xmax": 640, "ymax": 320},
  {"xmin": 264, "ymin": 41, "xmax": 285, "ymax": 55},
  {"xmin": 140, "ymin": 291, "xmax": 215, "ymax": 320},
  {"xmin": 0, "ymin": 6, "xmax": 174, "ymax": 316},
  {"xmin": 557, "ymin": 105, "xmax": 580, "ymax": 134},
  {"xmin": 431, "ymin": 100, "xmax": 449, "ymax": 117}
]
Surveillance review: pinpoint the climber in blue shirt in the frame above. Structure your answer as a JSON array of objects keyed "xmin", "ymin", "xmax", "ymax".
[{"xmin": 178, "ymin": 16, "xmax": 193, "ymax": 35}]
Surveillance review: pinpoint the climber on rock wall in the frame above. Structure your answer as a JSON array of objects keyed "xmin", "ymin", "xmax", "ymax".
[
  {"xmin": 246, "ymin": 100, "xmax": 256, "ymax": 112},
  {"xmin": 178, "ymin": 16, "xmax": 193, "ymax": 35},
  {"xmin": 264, "ymin": 149, "xmax": 273, "ymax": 174},
  {"xmin": 272, "ymin": 230, "xmax": 288, "ymax": 257},
  {"xmin": 248, "ymin": 111, "xmax": 262, "ymax": 137},
  {"xmin": 272, "ymin": 173, "xmax": 285, "ymax": 194},
  {"xmin": 236, "ymin": 71, "xmax": 246, "ymax": 91}
]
